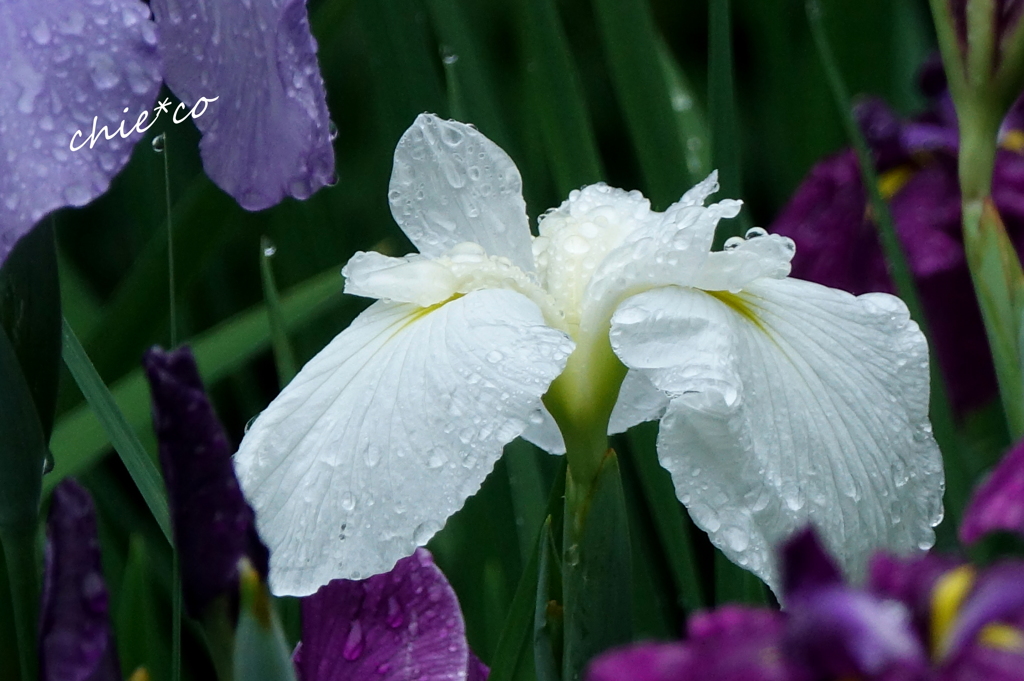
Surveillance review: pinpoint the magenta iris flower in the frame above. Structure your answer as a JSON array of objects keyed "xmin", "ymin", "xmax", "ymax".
[
  {"xmin": 144, "ymin": 345, "xmax": 269, "ymax": 618},
  {"xmin": 39, "ymin": 480, "xmax": 121, "ymax": 681},
  {"xmin": 0, "ymin": 0, "xmax": 334, "ymax": 267},
  {"xmin": 586, "ymin": 435, "xmax": 1024, "ymax": 681},
  {"xmin": 770, "ymin": 59, "xmax": 1024, "ymax": 414},
  {"xmin": 294, "ymin": 548, "xmax": 488, "ymax": 681}
]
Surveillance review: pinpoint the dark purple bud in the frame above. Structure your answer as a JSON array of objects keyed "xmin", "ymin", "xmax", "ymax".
[
  {"xmin": 780, "ymin": 526, "xmax": 843, "ymax": 598},
  {"xmin": 0, "ymin": 0, "xmax": 162, "ymax": 268},
  {"xmin": 961, "ymin": 440, "xmax": 1024, "ymax": 544},
  {"xmin": 298, "ymin": 548, "xmax": 486, "ymax": 681},
  {"xmin": 143, "ymin": 346, "xmax": 269, "ymax": 618},
  {"xmin": 39, "ymin": 480, "xmax": 121, "ymax": 681},
  {"xmin": 149, "ymin": 0, "xmax": 336, "ymax": 210}
]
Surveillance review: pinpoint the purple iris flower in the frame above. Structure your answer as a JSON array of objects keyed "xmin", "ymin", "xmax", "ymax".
[
  {"xmin": 587, "ymin": 522, "xmax": 1024, "ymax": 680},
  {"xmin": 39, "ymin": 479, "xmax": 121, "ymax": 681},
  {"xmin": 960, "ymin": 438, "xmax": 1024, "ymax": 544},
  {"xmin": 0, "ymin": 0, "xmax": 334, "ymax": 267},
  {"xmin": 143, "ymin": 345, "xmax": 269, "ymax": 618},
  {"xmin": 294, "ymin": 548, "xmax": 488, "ymax": 681},
  {"xmin": 770, "ymin": 61, "xmax": 1024, "ymax": 415}
]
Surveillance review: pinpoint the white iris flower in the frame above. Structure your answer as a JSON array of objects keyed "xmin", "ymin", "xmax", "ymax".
[{"xmin": 235, "ymin": 114, "xmax": 944, "ymax": 597}]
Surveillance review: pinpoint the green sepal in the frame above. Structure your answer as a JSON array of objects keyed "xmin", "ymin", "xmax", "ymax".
[
  {"xmin": 234, "ymin": 561, "xmax": 297, "ymax": 681},
  {"xmin": 562, "ymin": 451, "xmax": 632, "ymax": 681}
]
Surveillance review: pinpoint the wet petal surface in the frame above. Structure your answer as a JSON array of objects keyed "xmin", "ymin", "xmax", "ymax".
[
  {"xmin": 150, "ymin": 0, "xmax": 335, "ymax": 210},
  {"xmin": 0, "ymin": 0, "xmax": 161, "ymax": 266}
]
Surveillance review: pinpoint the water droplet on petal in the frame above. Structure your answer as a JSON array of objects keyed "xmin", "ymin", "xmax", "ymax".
[
  {"xmin": 341, "ymin": 492, "xmax": 356, "ymax": 511},
  {"xmin": 342, "ymin": 620, "xmax": 364, "ymax": 660},
  {"xmin": 723, "ymin": 236, "xmax": 744, "ymax": 251},
  {"xmin": 485, "ymin": 350, "xmax": 503, "ymax": 363},
  {"xmin": 328, "ymin": 120, "xmax": 339, "ymax": 141},
  {"xmin": 413, "ymin": 520, "xmax": 441, "ymax": 545},
  {"xmin": 745, "ymin": 226, "xmax": 768, "ymax": 239}
]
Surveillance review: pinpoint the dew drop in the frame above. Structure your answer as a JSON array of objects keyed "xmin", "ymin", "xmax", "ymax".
[
  {"xmin": 151, "ymin": 133, "xmax": 166, "ymax": 153},
  {"xmin": 342, "ymin": 620, "xmax": 364, "ymax": 660},
  {"xmin": 745, "ymin": 226, "xmax": 768, "ymax": 239},
  {"xmin": 413, "ymin": 520, "xmax": 441, "ymax": 545},
  {"xmin": 328, "ymin": 120, "xmax": 338, "ymax": 141},
  {"xmin": 262, "ymin": 240, "xmax": 277, "ymax": 257},
  {"xmin": 341, "ymin": 492, "xmax": 356, "ymax": 512},
  {"xmin": 485, "ymin": 350, "xmax": 503, "ymax": 363},
  {"xmin": 723, "ymin": 236, "xmax": 744, "ymax": 251}
]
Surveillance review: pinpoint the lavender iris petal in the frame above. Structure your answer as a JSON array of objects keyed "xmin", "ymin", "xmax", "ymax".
[
  {"xmin": 0, "ymin": 0, "xmax": 161, "ymax": 267},
  {"xmin": 39, "ymin": 480, "xmax": 121, "ymax": 681},
  {"xmin": 149, "ymin": 0, "xmax": 335, "ymax": 210},
  {"xmin": 143, "ymin": 345, "xmax": 269, "ymax": 617}
]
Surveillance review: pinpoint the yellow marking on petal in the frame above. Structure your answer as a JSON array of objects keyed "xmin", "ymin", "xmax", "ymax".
[
  {"xmin": 979, "ymin": 624, "xmax": 1024, "ymax": 652},
  {"xmin": 931, "ymin": 565, "xmax": 976, "ymax": 657},
  {"xmin": 1002, "ymin": 130, "xmax": 1024, "ymax": 154},
  {"xmin": 707, "ymin": 291, "xmax": 769, "ymax": 335},
  {"xmin": 878, "ymin": 165, "xmax": 915, "ymax": 200}
]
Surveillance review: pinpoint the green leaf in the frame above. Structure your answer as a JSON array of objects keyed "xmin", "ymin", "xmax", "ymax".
[
  {"xmin": 505, "ymin": 439, "xmax": 550, "ymax": 563},
  {"xmin": 116, "ymin": 535, "xmax": 172, "ymax": 681},
  {"xmin": 489, "ymin": 461, "xmax": 567, "ymax": 681},
  {"xmin": 0, "ymin": 524, "xmax": 37, "ymax": 681},
  {"xmin": 591, "ymin": 0, "xmax": 690, "ymax": 209},
  {"xmin": 0, "ymin": 324, "xmax": 46, "ymax": 528},
  {"xmin": 259, "ymin": 237, "xmax": 298, "ymax": 387},
  {"xmin": 426, "ymin": 0, "xmax": 511, "ymax": 147},
  {"xmin": 714, "ymin": 551, "xmax": 768, "ymax": 605},
  {"xmin": 806, "ymin": 0, "xmax": 971, "ymax": 535},
  {"xmin": 46, "ymin": 265, "xmax": 350, "ymax": 493},
  {"xmin": 708, "ymin": 0, "xmax": 750, "ymax": 244},
  {"xmin": 562, "ymin": 452, "xmax": 631, "ymax": 681},
  {"xmin": 534, "ymin": 517, "xmax": 562, "ymax": 681},
  {"xmin": 519, "ymin": 0, "xmax": 604, "ymax": 194},
  {"xmin": 61, "ymin": 318, "xmax": 172, "ymax": 543},
  {"xmin": 0, "ymin": 220, "xmax": 62, "ymax": 442},
  {"xmin": 655, "ymin": 41, "xmax": 711, "ymax": 187},
  {"xmin": 234, "ymin": 565, "xmax": 297, "ymax": 681}
]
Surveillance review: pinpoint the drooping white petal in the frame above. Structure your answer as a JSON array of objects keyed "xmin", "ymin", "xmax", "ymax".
[
  {"xmin": 235, "ymin": 289, "xmax": 573, "ymax": 596},
  {"xmin": 520, "ymin": 404, "xmax": 566, "ymax": 454},
  {"xmin": 389, "ymin": 114, "xmax": 534, "ymax": 272},
  {"xmin": 609, "ymin": 281, "xmax": 943, "ymax": 593},
  {"xmin": 608, "ymin": 370, "xmax": 670, "ymax": 435}
]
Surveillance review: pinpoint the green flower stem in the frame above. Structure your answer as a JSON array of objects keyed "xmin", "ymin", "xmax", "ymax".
[
  {"xmin": 961, "ymin": 197, "xmax": 1024, "ymax": 438},
  {"xmin": 543, "ymin": 331, "xmax": 628, "ymax": 488},
  {"xmin": 957, "ymin": 101, "xmax": 1003, "ymax": 201},
  {"xmin": 561, "ymin": 451, "xmax": 632, "ymax": 681},
  {"xmin": 0, "ymin": 522, "xmax": 38, "ymax": 681}
]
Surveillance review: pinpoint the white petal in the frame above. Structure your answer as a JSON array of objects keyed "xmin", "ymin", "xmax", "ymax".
[
  {"xmin": 389, "ymin": 114, "xmax": 534, "ymax": 272},
  {"xmin": 520, "ymin": 404, "xmax": 566, "ymax": 454},
  {"xmin": 609, "ymin": 281, "xmax": 944, "ymax": 593},
  {"xmin": 693, "ymin": 233, "xmax": 796, "ymax": 292},
  {"xmin": 342, "ymin": 251, "xmax": 457, "ymax": 306},
  {"xmin": 235, "ymin": 289, "xmax": 574, "ymax": 596},
  {"xmin": 608, "ymin": 370, "xmax": 669, "ymax": 434}
]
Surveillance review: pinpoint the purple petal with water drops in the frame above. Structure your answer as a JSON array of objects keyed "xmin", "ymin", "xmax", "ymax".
[
  {"xmin": 149, "ymin": 0, "xmax": 335, "ymax": 211},
  {"xmin": 587, "ymin": 606, "xmax": 811, "ymax": 681},
  {"xmin": 960, "ymin": 439, "xmax": 1024, "ymax": 544},
  {"xmin": 143, "ymin": 345, "xmax": 269, "ymax": 617},
  {"xmin": 298, "ymin": 548, "xmax": 483, "ymax": 681},
  {"xmin": 0, "ymin": 0, "xmax": 162, "ymax": 267},
  {"xmin": 39, "ymin": 479, "xmax": 121, "ymax": 681}
]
